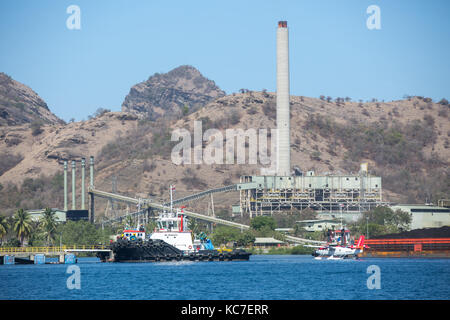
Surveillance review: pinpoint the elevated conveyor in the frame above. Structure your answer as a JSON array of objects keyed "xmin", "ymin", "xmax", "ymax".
[
  {"xmin": 163, "ymin": 184, "xmax": 238, "ymax": 206},
  {"xmin": 90, "ymin": 187, "xmax": 325, "ymax": 245}
]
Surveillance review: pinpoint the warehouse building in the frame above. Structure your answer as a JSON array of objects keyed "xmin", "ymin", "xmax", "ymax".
[{"xmin": 389, "ymin": 204, "xmax": 450, "ymax": 230}]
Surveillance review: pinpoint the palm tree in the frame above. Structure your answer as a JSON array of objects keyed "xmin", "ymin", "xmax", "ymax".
[
  {"xmin": 188, "ymin": 218, "xmax": 201, "ymax": 235},
  {"xmin": 124, "ymin": 215, "xmax": 135, "ymax": 229},
  {"xmin": 145, "ymin": 220, "xmax": 157, "ymax": 233},
  {"xmin": 13, "ymin": 209, "xmax": 32, "ymax": 247},
  {"xmin": 0, "ymin": 215, "xmax": 9, "ymax": 246},
  {"xmin": 41, "ymin": 207, "xmax": 57, "ymax": 246}
]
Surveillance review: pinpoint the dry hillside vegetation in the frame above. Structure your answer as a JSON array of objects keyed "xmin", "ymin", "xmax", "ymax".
[{"xmin": 0, "ymin": 68, "xmax": 448, "ymax": 218}]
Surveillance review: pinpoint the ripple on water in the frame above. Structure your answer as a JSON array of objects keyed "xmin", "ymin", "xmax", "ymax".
[{"xmin": 0, "ymin": 255, "xmax": 449, "ymax": 300}]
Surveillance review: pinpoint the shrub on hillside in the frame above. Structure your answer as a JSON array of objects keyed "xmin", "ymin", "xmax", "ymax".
[
  {"xmin": 30, "ymin": 121, "xmax": 43, "ymax": 136},
  {"xmin": 0, "ymin": 153, "xmax": 23, "ymax": 176},
  {"xmin": 303, "ymin": 114, "xmax": 445, "ymax": 203}
]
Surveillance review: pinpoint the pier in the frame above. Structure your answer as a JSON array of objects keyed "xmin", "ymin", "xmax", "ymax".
[{"xmin": 0, "ymin": 245, "xmax": 112, "ymax": 264}]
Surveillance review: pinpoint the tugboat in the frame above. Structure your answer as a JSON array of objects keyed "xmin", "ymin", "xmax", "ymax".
[
  {"xmin": 306, "ymin": 229, "xmax": 368, "ymax": 260},
  {"xmin": 101, "ymin": 186, "xmax": 251, "ymax": 263}
]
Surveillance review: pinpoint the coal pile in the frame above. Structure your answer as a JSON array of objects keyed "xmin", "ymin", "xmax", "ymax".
[{"xmin": 371, "ymin": 226, "xmax": 450, "ymax": 239}]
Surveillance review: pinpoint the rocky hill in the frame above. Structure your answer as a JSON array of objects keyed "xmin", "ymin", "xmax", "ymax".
[
  {"xmin": 121, "ymin": 65, "xmax": 225, "ymax": 120},
  {"xmin": 0, "ymin": 67, "xmax": 449, "ymax": 218},
  {"xmin": 0, "ymin": 73, "xmax": 64, "ymax": 126}
]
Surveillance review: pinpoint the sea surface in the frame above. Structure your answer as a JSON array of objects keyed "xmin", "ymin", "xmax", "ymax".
[{"xmin": 1, "ymin": 255, "xmax": 449, "ymax": 300}]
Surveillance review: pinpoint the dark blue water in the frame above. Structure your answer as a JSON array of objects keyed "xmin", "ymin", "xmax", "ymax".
[{"xmin": 1, "ymin": 255, "xmax": 449, "ymax": 300}]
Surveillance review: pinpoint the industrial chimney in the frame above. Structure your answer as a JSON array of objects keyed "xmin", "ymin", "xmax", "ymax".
[
  {"xmin": 276, "ymin": 21, "xmax": 291, "ymax": 176},
  {"xmin": 63, "ymin": 160, "xmax": 68, "ymax": 211},
  {"xmin": 71, "ymin": 160, "xmax": 76, "ymax": 210}
]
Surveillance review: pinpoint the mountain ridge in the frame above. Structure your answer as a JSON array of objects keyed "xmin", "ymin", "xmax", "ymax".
[
  {"xmin": 0, "ymin": 67, "xmax": 448, "ymax": 216},
  {"xmin": 121, "ymin": 65, "xmax": 226, "ymax": 120},
  {"xmin": 0, "ymin": 72, "xmax": 64, "ymax": 126}
]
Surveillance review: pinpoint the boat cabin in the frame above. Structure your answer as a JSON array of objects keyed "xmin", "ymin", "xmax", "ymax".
[
  {"xmin": 122, "ymin": 229, "xmax": 146, "ymax": 241},
  {"xmin": 155, "ymin": 210, "xmax": 188, "ymax": 233},
  {"xmin": 328, "ymin": 229, "xmax": 354, "ymax": 245}
]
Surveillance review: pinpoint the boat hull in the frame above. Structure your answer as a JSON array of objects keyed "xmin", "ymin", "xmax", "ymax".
[{"xmin": 103, "ymin": 238, "xmax": 251, "ymax": 262}]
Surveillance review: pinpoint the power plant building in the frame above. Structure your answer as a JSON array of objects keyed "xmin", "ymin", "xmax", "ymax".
[
  {"xmin": 239, "ymin": 169, "xmax": 383, "ymax": 219},
  {"xmin": 237, "ymin": 22, "xmax": 384, "ymax": 219}
]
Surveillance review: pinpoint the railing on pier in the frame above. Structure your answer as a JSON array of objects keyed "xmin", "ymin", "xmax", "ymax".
[{"xmin": 0, "ymin": 245, "xmax": 108, "ymax": 254}]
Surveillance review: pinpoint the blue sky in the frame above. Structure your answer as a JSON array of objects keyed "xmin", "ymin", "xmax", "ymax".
[{"xmin": 0, "ymin": 0, "xmax": 449, "ymax": 122}]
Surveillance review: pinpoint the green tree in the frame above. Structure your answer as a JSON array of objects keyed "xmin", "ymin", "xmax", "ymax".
[
  {"xmin": 351, "ymin": 206, "xmax": 412, "ymax": 237},
  {"xmin": 235, "ymin": 231, "xmax": 255, "ymax": 247},
  {"xmin": 58, "ymin": 220, "xmax": 106, "ymax": 246},
  {"xmin": 249, "ymin": 216, "xmax": 279, "ymax": 238},
  {"xmin": 250, "ymin": 216, "xmax": 277, "ymax": 231},
  {"xmin": 210, "ymin": 226, "xmax": 241, "ymax": 246},
  {"xmin": 145, "ymin": 220, "xmax": 158, "ymax": 234},
  {"xmin": 13, "ymin": 209, "xmax": 33, "ymax": 246},
  {"xmin": 124, "ymin": 215, "xmax": 135, "ymax": 229},
  {"xmin": 438, "ymin": 98, "xmax": 448, "ymax": 105},
  {"xmin": 41, "ymin": 207, "xmax": 58, "ymax": 246},
  {"xmin": 188, "ymin": 218, "xmax": 208, "ymax": 236},
  {"xmin": 365, "ymin": 206, "xmax": 411, "ymax": 229},
  {"xmin": 28, "ymin": 219, "xmax": 45, "ymax": 247},
  {"xmin": 93, "ymin": 108, "xmax": 111, "ymax": 118},
  {"xmin": 0, "ymin": 215, "xmax": 9, "ymax": 245},
  {"xmin": 182, "ymin": 104, "xmax": 189, "ymax": 116}
]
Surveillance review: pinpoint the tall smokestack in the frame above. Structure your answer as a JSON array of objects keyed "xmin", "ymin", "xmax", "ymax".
[
  {"xmin": 276, "ymin": 21, "xmax": 291, "ymax": 176},
  {"xmin": 81, "ymin": 158, "xmax": 86, "ymax": 210},
  {"xmin": 64, "ymin": 161, "xmax": 68, "ymax": 211},
  {"xmin": 89, "ymin": 156, "xmax": 94, "ymax": 188},
  {"xmin": 71, "ymin": 160, "xmax": 76, "ymax": 210},
  {"xmin": 89, "ymin": 156, "xmax": 94, "ymax": 223}
]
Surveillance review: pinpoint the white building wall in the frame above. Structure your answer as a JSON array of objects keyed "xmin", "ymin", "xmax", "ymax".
[{"xmin": 390, "ymin": 205, "xmax": 450, "ymax": 230}]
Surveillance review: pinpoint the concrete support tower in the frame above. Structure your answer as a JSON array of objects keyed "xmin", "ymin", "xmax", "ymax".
[
  {"xmin": 89, "ymin": 156, "xmax": 95, "ymax": 223},
  {"xmin": 63, "ymin": 161, "xmax": 68, "ymax": 211},
  {"xmin": 71, "ymin": 160, "xmax": 76, "ymax": 210},
  {"xmin": 276, "ymin": 21, "xmax": 291, "ymax": 176},
  {"xmin": 81, "ymin": 158, "xmax": 86, "ymax": 210},
  {"xmin": 89, "ymin": 156, "xmax": 94, "ymax": 188}
]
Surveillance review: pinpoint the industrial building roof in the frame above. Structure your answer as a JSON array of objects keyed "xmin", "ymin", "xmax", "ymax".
[
  {"xmin": 254, "ymin": 237, "xmax": 285, "ymax": 244},
  {"xmin": 390, "ymin": 204, "xmax": 450, "ymax": 212}
]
